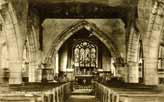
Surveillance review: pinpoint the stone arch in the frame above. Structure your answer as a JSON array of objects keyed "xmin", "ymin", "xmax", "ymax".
[
  {"xmin": 0, "ymin": 1, "xmax": 26, "ymax": 84},
  {"xmin": 45, "ymin": 20, "xmax": 124, "ymax": 66},
  {"xmin": 142, "ymin": 1, "xmax": 164, "ymax": 85},
  {"xmin": 127, "ymin": 24, "xmax": 141, "ymax": 83},
  {"xmin": 26, "ymin": 11, "xmax": 43, "ymax": 82},
  {"xmin": 26, "ymin": 31, "xmax": 38, "ymax": 82},
  {"xmin": 127, "ymin": 26, "xmax": 140, "ymax": 63},
  {"xmin": 21, "ymin": 40, "xmax": 30, "ymax": 82}
]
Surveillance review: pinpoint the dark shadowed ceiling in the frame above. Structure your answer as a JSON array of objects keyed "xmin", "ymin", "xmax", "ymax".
[{"xmin": 29, "ymin": 0, "xmax": 138, "ymax": 26}]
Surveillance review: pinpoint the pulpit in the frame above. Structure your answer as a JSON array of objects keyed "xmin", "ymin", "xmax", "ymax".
[
  {"xmin": 38, "ymin": 63, "xmax": 54, "ymax": 82},
  {"xmin": 42, "ymin": 69, "xmax": 54, "ymax": 82}
]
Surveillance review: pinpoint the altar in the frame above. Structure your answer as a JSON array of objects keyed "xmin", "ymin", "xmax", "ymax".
[{"xmin": 74, "ymin": 66, "xmax": 95, "ymax": 88}]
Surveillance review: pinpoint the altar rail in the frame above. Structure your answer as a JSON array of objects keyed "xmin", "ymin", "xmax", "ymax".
[{"xmin": 0, "ymin": 82, "xmax": 71, "ymax": 102}]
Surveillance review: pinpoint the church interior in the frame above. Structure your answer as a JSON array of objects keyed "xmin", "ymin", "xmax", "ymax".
[{"xmin": 0, "ymin": 0, "xmax": 164, "ymax": 102}]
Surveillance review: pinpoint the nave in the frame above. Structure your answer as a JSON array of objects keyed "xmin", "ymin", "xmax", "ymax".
[
  {"xmin": 65, "ymin": 85, "xmax": 97, "ymax": 102},
  {"xmin": 1, "ymin": 0, "xmax": 164, "ymax": 102}
]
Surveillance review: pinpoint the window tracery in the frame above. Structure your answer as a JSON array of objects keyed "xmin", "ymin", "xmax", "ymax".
[{"xmin": 73, "ymin": 40, "xmax": 97, "ymax": 68}]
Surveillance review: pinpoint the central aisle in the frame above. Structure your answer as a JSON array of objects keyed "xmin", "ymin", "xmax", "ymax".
[
  {"xmin": 65, "ymin": 95, "xmax": 97, "ymax": 102},
  {"xmin": 65, "ymin": 88, "xmax": 98, "ymax": 102}
]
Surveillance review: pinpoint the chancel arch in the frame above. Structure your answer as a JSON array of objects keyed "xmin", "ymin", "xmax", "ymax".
[
  {"xmin": 43, "ymin": 20, "xmax": 127, "ymax": 84},
  {"xmin": 57, "ymin": 27, "xmax": 116, "ymax": 85},
  {"xmin": 45, "ymin": 20, "xmax": 124, "ymax": 66}
]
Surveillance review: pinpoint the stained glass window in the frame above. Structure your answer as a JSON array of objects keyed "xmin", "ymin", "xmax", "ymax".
[{"xmin": 73, "ymin": 40, "xmax": 97, "ymax": 68}]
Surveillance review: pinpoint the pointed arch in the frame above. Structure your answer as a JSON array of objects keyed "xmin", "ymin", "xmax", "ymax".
[
  {"xmin": 142, "ymin": 1, "xmax": 164, "ymax": 85},
  {"xmin": 45, "ymin": 20, "xmax": 124, "ymax": 65},
  {"xmin": 126, "ymin": 23, "xmax": 141, "ymax": 83},
  {"xmin": 127, "ymin": 25, "xmax": 140, "ymax": 63},
  {"xmin": 0, "ymin": 1, "xmax": 28, "ymax": 84}
]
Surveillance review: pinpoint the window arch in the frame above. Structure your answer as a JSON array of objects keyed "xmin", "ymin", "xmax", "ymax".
[{"xmin": 73, "ymin": 40, "xmax": 97, "ymax": 68}]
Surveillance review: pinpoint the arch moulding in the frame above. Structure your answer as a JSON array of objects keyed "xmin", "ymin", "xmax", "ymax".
[{"xmin": 45, "ymin": 20, "xmax": 124, "ymax": 66}]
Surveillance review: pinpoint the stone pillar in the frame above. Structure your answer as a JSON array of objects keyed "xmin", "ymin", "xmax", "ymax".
[
  {"xmin": 144, "ymin": 58, "xmax": 159, "ymax": 85},
  {"xmin": 144, "ymin": 30, "xmax": 160, "ymax": 85},
  {"xmin": 0, "ymin": 11, "xmax": 4, "ymax": 83},
  {"xmin": 111, "ymin": 58, "xmax": 116, "ymax": 76},
  {"xmin": 116, "ymin": 64, "xmax": 128, "ymax": 82},
  {"xmin": 6, "ymin": 24, "xmax": 24, "ymax": 84},
  {"xmin": 0, "ymin": 0, "xmax": 28, "ymax": 84},
  {"xmin": 128, "ymin": 62, "xmax": 139, "ymax": 83},
  {"xmin": 161, "ymin": 47, "xmax": 164, "ymax": 68},
  {"xmin": 29, "ymin": 61, "xmax": 37, "ymax": 82},
  {"xmin": 0, "ymin": 45, "xmax": 3, "ymax": 83},
  {"xmin": 59, "ymin": 44, "xmax": 68, "ymax": 72},
  {"xmin": 143, "ymin": 1, "xmax": 164, "ymax": 85},
  {"xmin": 127, "ymin": 24, "xmax": 140, "ymax": 83},
  {"xmin": 144, "ymin": 30, "xmax": 159, "ymax": 85},
  {"xmin": 121, "ymin": 66, "xmax": 128, "ymax": 83},
  {"xmin": 102, "ymin": 46, "xmax": 111, "ymax": 71},
  {"xmin": 9, "ymin": 59, "xmax": 22, "ymax": 84}
]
